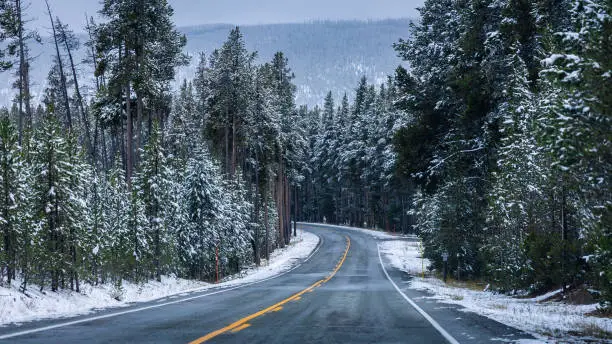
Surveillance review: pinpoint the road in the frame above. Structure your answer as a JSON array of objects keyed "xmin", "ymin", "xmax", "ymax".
[{"xmin": 0, "ymin": 223, "xmax": 535, "ymax": 343}]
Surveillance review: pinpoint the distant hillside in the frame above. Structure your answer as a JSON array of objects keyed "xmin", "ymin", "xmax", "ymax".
[{"xmin": 0, "ymin": 19, "xmax": 411, "ymax": 107}]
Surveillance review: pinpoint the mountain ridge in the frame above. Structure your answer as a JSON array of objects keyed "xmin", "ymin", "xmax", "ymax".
[{"xmin": 0, "ymin": 18, "xmax": 412, "ymax": 107}]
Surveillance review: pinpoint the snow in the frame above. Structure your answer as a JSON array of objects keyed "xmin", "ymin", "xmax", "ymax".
[
  {"xmin": 301, "ymin": 222, "xmax": 418, "ymax": 240},
  {"xmin": 0, "ymin": 229, "xmax": 319, "ymax": 326},
  {"xmin": 219, "ymin": 229, "xmax": 319, "ymax": 286},
  {"xmin": 542, "ymin": 54, "xmax": 581, "ymax": 67},
  {"xmin": 379, "ymin": 240, "xmax": 429, "ymax": 275},
  {"xmin": 380, "ymin": 240, "xmax": 612, "ymax": 340}
]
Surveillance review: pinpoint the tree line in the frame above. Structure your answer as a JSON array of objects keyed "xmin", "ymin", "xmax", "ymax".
[
  {"xmin": 299, "ymin": 0, "xmax": 610, "ymax": 308},
  {"xmin": 394, "ymin": 0, "xmax": 609, "ymax": 305},
  {"xmin": 0, "ymin": 0, "xmax": 302, "ymax": 293},
  {"xmin": 0, "ymin": 0, "xmax": 609, "ymax": 311},
  {"xmin": 297, "ymin": 78, "xmax": 412, "ymax": 231}
]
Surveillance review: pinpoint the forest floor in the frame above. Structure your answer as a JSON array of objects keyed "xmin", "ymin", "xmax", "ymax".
[
  {"xmin": 379, "ymin": 239, "xmax": 612, "ymax": 342},
  {"xmin": 0, "ymin": 229, "xmax": 319, "ymax": 327}
]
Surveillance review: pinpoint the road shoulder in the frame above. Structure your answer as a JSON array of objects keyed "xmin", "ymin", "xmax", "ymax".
[{"xmin": 0, "ymin": 229, "xmax": 319, "ymax": 330}]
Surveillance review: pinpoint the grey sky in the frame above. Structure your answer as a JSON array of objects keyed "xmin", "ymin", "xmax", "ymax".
[{"xmin": 32, "ymin": 0, "xmax": 423, "ymax": 33}]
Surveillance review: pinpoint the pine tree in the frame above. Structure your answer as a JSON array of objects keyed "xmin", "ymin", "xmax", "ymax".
[
  {"xmin": 0, "ymin": 0, "xmax": 40, "ymax": 143},
  {"xmin": 30, "ymin": 115, "xmax": 90, "ymax": 291},
  {"xmin": 168, "ymin": 80, "xmax": 198, "ymax": 162},
  {"xmin": 134, "ymin": 123, "xmax": 173, "ymax": 281},
  {"xmin": 0, "ymin": 116, "xmax": 27, "ymax": 285},
  {"xmin": 96, "ymin": 0, "xmax": 188, "ymax": 183},
  {"xmin": 539, "ymin": 0, "xmax": 611, "ymax": 301},
  {"xmin": 484, "ymin": 41, "xmax": 543, "ymax": 290},
  {"xmin": 179, "ymin": 147, "xmax": 223, "ymax": 280},
  {"xmin": 100, "ymin": 161, "xmax": 132, "ymax": 283},
  {"xmin": 205, "ymin": 27, "xmax": 256, "ymax": 177}
]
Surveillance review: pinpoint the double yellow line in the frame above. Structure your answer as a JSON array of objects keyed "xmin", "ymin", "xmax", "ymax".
[{"xmin": 189, "ymin": 236, "xmax": 351, "ymax": 344}]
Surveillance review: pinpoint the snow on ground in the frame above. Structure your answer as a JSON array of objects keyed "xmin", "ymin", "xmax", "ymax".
[
  {"xmin": 218, "ymin": 228, "xmax": 319, "ymax": 286},
  {"xmin": 379, "ymin": 239, "xmax": 429, "ymax": 275},
  {"xmin": 301, "ymin": 222, "xmax": 418, "ymax": 240},
  {"xmin": 0, "ymin": 229, "xmax": 319, "ymax": 326},
  {"xmin": 379, "ymin": 240, "xmax": 612, "ymax": 341}
]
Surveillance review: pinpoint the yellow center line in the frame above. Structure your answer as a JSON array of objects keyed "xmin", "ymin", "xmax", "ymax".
[
  {"xmin": 188, "ymin": 236, "xmax": 351, "ymax": 344},
  {"xmin": 230, "ymin": 323, "xmax": 251, "ymax": 333}
]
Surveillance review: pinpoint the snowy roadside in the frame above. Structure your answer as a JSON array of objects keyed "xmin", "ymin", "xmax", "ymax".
[
  {"xmin": 0, "ymin": 229, "xmax": 319, "ymax": 326},
  {"xmin": 300, "ymin": 222, "xmax": 418, "ymax": 240},
  {"xmin": 379, "ymin": 240, "xmax": 612, "ymax": 341}
]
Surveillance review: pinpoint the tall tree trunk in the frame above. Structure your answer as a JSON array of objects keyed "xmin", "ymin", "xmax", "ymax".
[
  {"xmin": 45, "ymin": 0, "xmax": 72, "ymax": 130},
  {"xmin": 124, "ymin": 42, "xmax": 133, "ymax": 187},
  {"xmin": 16, "ymin": 0, "xmax": 32, "ymax": 142},
  {"xmin": 277, "ymin": 156, "xmax": 285, "ymax": 248},
  {"xmin": 154, "ymin": 154, "xmax": 161, "ymax": 282},
  {"xmin": 85, "ymin": 14, "xmax": 101, "ymax": 91},
  {"xmin": 136, "ymin": 94, "xmax": 143, "ymax": 166},
  {"xmin": 264, "ymin": 189, "xmax": 269, "ymax": 261},
  {"xmin": 284, "ymin": 175, "xmax": 290, "ymax": 244},
  {"xmin": 224, "ymin": 124, "xmax": 229, "ymax": 176},
  {"xmin": 231, "ymin": 116, "xmax": 237, "ymax": 177},
  {"xmin": 293, "ymin": 186, "xmax": 298, "ymax": 236},
  {"xmin": 59, "ymin": 21, "xmax": 93, "ymax": 158},
  {"xmin": 125, "ymin": 84, "xmax": 133, "ymax": 186},
  {"xmin": 253, "ymin": 151, "xmax": 261, "ymax": 266}
]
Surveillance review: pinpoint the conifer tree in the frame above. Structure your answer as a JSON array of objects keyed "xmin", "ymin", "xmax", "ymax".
[{"xmin": 0, "ymin": 116, "xmax": 27, "ymax": 285}]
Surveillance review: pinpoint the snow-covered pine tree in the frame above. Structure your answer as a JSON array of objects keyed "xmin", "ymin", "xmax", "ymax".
[
  {"xmin": 539, "ymin": 0, "xmax": 611, "ymax": 303},
  {"xmin": 312, "ymin": 92, "xmax": 336, "ymax": 222},
  {"xmin": 179, "ymin": 147, "xmax": 223, "ymax": 281},
  {"xmin": 0, "ymin": 116, "xmax": 28, "ymax": 286},
  {"xmin": 483, "ymin": 37, "xmax": 542, "ymax": 290},
  {"xmin": 30, "ymin": 115, "xmax": 90, "ymax": 292},
  {"xmin": 95, "ymin": 0, "xmax": 188, "ymax": 182},
  {"xmin": 168, "ymin": 80, "xmax": 198, "ymax": 163},
  {"xmin": 218, "ymin": 177, "xmax": 253, "ymax": 277},
  {"xmin": 100, "ymin": 161, "xmax": 133, "ymax": 284},
  {"xmin": 134, "ymin": 123, "xmax": 174, "ymax": 282},
  {"xmin": 205, "ymin": 27, "xmax": 255, "ymax": 177}
]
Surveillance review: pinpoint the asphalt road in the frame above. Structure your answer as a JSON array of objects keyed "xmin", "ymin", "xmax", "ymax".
[{"xmin": 0, "ymin": 223, "xmax": 535, "ymax": 343}]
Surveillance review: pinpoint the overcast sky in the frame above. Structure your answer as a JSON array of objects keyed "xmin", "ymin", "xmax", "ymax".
[{"xmin": 31, "ymin": 0, "xmax": 423, "ymax": 33}]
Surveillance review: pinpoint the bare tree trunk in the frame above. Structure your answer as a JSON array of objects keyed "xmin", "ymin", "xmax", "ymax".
[
  {"xmin": 253, "ymin": 150, "xmax": 261, "ymax": 266},
  {"xmin": 125, "ymin": 83, "xmax": 133, "ymax": 187},
  {"xmin": 231, "ymin": 116, "xmax": 237, "ymax": 177},
  {"xmin": 224, "ymin": 124, "xmax": 229, "ymax": 176},
  {"xmin": 59, "ymin": 21, "xmax": 93, "ymax": 158},
  {"xmin": 16, "ymin": 0, "xmax": 32, "ymax": 141},
  {"xmin": 264, "ymin": 189, "xmax": 269, "ymax": 261},
  {"xmin": 85, "ymin": 15, "xmax": 101, "ymax": 91},
  {"xmin": 136, "ymin": 94, "xmax": 143, "ymax": 166},
  {"xmin": 45, "ymin": 1, "xmax": 72, "ymax": 130},
  {"xmin": 277, "ymin": 156, "xmax": 285, "ymax": 248},
  {"xmin": 284, "ymin": 175, "xmax": 290, "ymax": 244},
  {"xmin": 2, "ymin": 171, "xmax": 13, "ymax": 284},
  {"xmin": 293, "ymin": 186, "xmax": 298, "ymax": 237}
]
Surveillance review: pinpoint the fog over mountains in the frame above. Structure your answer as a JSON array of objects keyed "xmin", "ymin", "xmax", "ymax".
[{"xmin": 0, "ymin": 18, "xmax": 410, "ymax": 107}]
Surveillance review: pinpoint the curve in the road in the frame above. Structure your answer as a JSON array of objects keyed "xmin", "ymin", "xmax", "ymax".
[
  {"xmin": 0, "ymin": 224, "xmax": 534, "ymax": 344},
  {"xmin": 0, "ymin": 232, "xmax": 324, "ymax": 342},
  {"xmin": 189, "ymin": 236, "xmax": 350, "ymax": 343}
]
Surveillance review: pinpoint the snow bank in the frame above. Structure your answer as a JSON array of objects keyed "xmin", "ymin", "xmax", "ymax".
[
  {"xmin": 0, "ymin": 276, "xmax": 208, "ymax": 327},
  {"xmin": 0, "ymin": 229, "xmax": 319, "ymax": 326},
  {"xmin": 218, "ymin": 228, "xmax": 319, "ymax": 286},
  {"xmin": 301, "ymin": 222, "xmax": 418, "ymax": 240},
  {"xmin": 380, "ymin": 240, "xmax": 612, "ymax": 340},
  {"xmin": 409, "ymin": 278, "xmax": 611, "ymax": 339},
  {"xmin": 379, "ymin": 239, "xmax": 429, "ymax": 275}
]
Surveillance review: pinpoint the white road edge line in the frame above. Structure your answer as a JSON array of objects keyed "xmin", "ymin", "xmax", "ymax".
[
  {"xmin": 0, "ymin": 231, "xmax": 323, "ymax": 341},
  {"xmin": 377, "ymin": 244, "xmax": 460, "ymax": 344}
]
